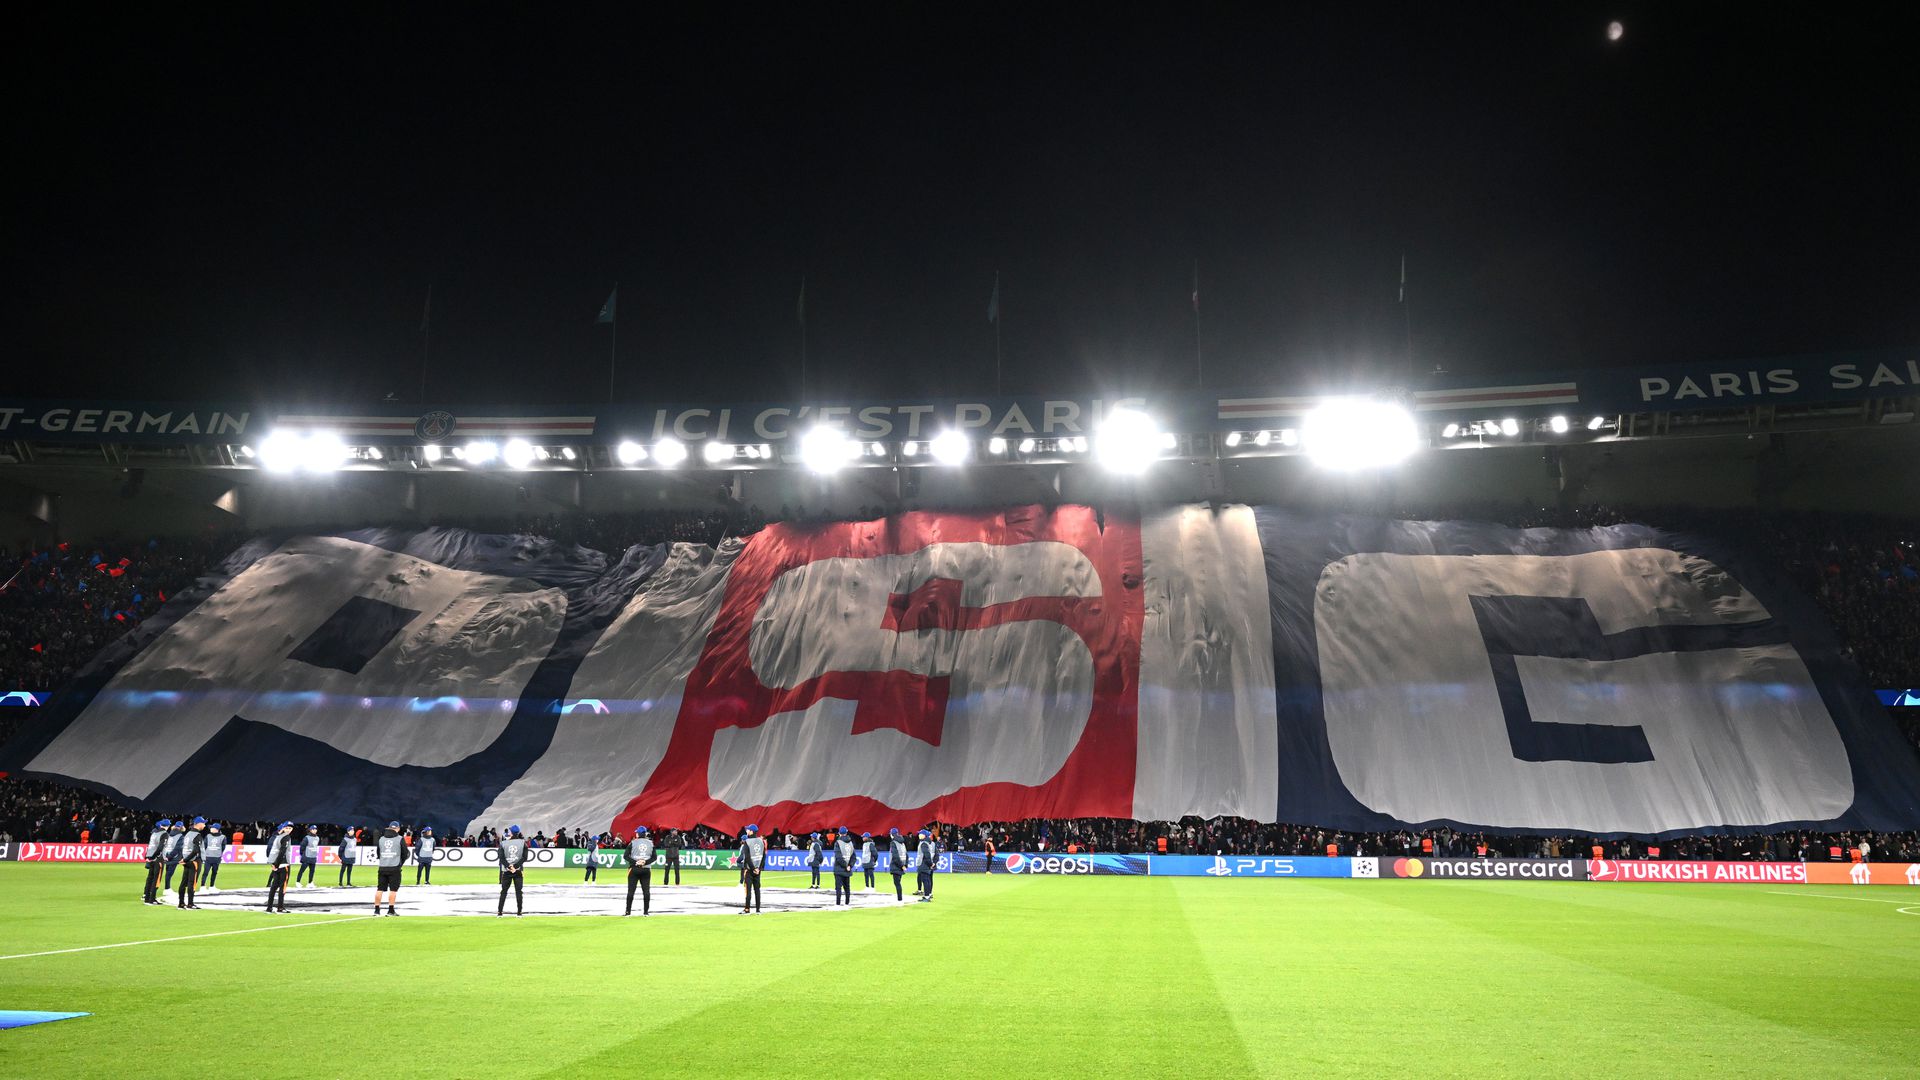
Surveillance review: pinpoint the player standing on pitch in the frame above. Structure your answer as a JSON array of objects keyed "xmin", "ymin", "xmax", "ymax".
[
  {"xmin": 374, "ymin": 821, "xmax": 408, "ymax": 916},
  {"xmin": 200, "ymin": 822, "xmax": 227, "ymax": 892},
  {"xmin": 413, "ymin": 826, "xmax": 436, "ymax": 884},
  {"xmin": 831, "ymin": 827, "xmax": 856, "ymax": 906},
  {"xmin": 265, "ymin": 822, "xmax": 294, "ymax": 913},
  {"xmin": 161, "ymin": 818, "xmax": 186, "ymax": 891},
  {"xmin": 176, "ymin": 817, "xmax": 206, "ymax": 909},
  {"xmin": 860, "ymin": 832, "xmax": 877, "ymax": 892},
  {"xmin": 915, "ymin": 829, "xmax": 937, "ymax": 902},
  {"xmin": 738, "ymin": 824, "xmax": 765, "ymax": 914},
  {"xmin": 624, "ymin": 826, "xmax": 654, "ymax": 916},
  {"xmin": 296, "ymin": 825, "xmax": 321, "ymax": 887},
  {"xmin": 583, "ymin": 833, "xmax": 601, "ymax": 883},
  {"xmin": 888, "ymin": 828, "xmax": 908, "ymax": 901},
  {"xmin": 806, "ymin": 831, "xmax": 824, "ymax": 889},
  {"xmin": 142, "ymin": 818, "xmax": 171, "ymax": 904},
  {"xmin": 661, "ymin": 829, "xmax": 682, "ymax": 885},
  {"xmin": 337, "ymin": 826, "xmax": 360, "ymax": 887},
  {"xmin": 497, "ymin": 825, "xmax": 530, "ymax": 917}
]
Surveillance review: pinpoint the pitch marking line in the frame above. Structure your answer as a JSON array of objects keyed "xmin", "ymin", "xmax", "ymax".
[
  {"xmin": 0, "ymin": 916, "xmax": 381, "ymax": 961},
  {"xmin": 1765, "ymin": 891, "xmax": 1920, "ymax": 916}
]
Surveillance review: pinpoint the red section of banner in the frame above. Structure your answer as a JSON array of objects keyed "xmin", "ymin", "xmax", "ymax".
[
  {"xmin": 612, "ymin": 506, "xmax": 1144, "ymax": 835},
  {"xmin": 1584, "ymin": 859, "xmax": 1808, "ymax": 884},
  {"xmin": 1804, "ymin": 862, "xmax": 1920, "ymax": 886}
]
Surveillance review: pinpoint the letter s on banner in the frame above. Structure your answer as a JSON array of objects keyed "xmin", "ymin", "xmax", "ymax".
[{"xmin": 612, "ymin": 508, "xmax": 1143, "ymax": 833}]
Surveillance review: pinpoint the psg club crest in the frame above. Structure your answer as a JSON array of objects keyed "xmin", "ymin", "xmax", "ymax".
[{"xmin": 414, "ymin": 411, "xmax": 457, "ymax": 441}]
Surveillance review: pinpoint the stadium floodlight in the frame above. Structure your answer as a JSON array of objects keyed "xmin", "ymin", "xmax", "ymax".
[
  {"xmin": 465, "ymin": 440, "xmax": 500, "ymax": 465},
  {"xmin": 560, "ymin": 446, "xmax": 577, "ymax": 461},
  {"xmin": 1499, "ymin": 418, "xmax": 1520, "ymax": 437},
  {"xmin": 653, "ymin": 437, "xmax": 688, "ymax": 467},
  {"xmin": 534, "ymin": 446, "xmax": 551, "ymax": 461},
  {"xmin": 1549, "ymin": 415, "xmax": 1570, "ymax": 434},
  {"xmin": 1094, "ymin": 407, "xmax": 1164, "ymax": 474},
  {"xmin": 798, "ymin": 425, "xmax": 860, "ymax": 473},
  {"xmin": 987, "ymin": 436, "xmax": 1007, "ymax": 455},
  {"xmin": 615, "ymin": 440, "xmax": 647, "ymax": 465},
  {"xmin": 1279, "ymin": 428, "xmax": 1298, "ymax": 447},
  {"xmin": 1441, "ymin": 423, "xmax": 1459, "ymax": 439},
  {"xmin": 503, "ymin": 439, "xmax": 536, "ymax": 469},
  {"xmin": 902, "ymin": 441, "xmax": 920, "ymax": 458},
  {"xmin": 366, "ymin": 446, "xmax": 384, "ymax": 461},
  {"xmin": 1587, "ymin": 416, "xmax": 1606, "ymax": 431},
  {"xmin": 1224, "ymin": 431, "xmax": 1242, "ymax": 448},
  {"xmin": 867, "ymin": 441, "xmax": 887, "ymax": 457},
  {"xmin": 423, "ymin": 444, "xmax": 441, "ymax": 463},
  {"xmin": 701, "ymin": 440, "xmax": 732, "ymax": 464},
  {"xmin": 1300, "ymin": 397, "xmax": 1420, "ymax": 471},
  {"xmin": 258, "ymin": 430, "xmax": 304, "ymax": 473},
  {"xmin": 929, "ymin": 429, "xmax": 970, "ymax": 465},
  {"xmin": 236, "ymin": 444, "xmax": 255, "ymax": 458},
  {"xmin": 1017, "ymin": 437, "xmax": 1036, "ymax": 454},
  {"xmin": 1071, "ymin": 436, "xmax": 1089, "ymax": 452},
  {"xmin": 1253, "ymin": 429, "xmax": 1272, "ymax": 447}
]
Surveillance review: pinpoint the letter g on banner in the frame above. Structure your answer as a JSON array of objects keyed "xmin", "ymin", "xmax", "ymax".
[
  {"xmin": 617, "ymin": 508, "xmax": 1143, "ymax": 832},
  {"xmin": 1312, "ymin": 547, "xmax": 1853, "ymax": 834}
]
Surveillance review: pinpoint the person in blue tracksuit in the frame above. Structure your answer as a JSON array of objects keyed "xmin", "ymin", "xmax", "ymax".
[
  {"xmin": 264, "ymin": 822, "xmax": 294, "ymax": 913},
  {"xmin": 860, "ymin": 832, "xmax": 877, "ymax": 891},
  {"xmin": 497, "ymin": 826, "xmax": 531, "ymax": 917},
  {"xmin": 583, "ymin": 834, "xmax": 601, "ymax": 883},
  {"xmin": 737, "ymin": 825, "xmax": 765, "ymax": 914},
  {"xmin": 414, "ymin": 826, "xmax": 437, "ymax": 884},
  {"xmin": 337, "ymin": 827, "xmax": 360, "ymax": 887},
  {"xmin": 806, "ymin": 832, "xmax": 824, "ymax": 889},
  {"xmin": 176, "ymin": 817, "xmax": 207, "ymax": 909},
  {"xmin": 831, "ymin": 827, "xmax": 856, "ymax": 905},
  {"xmin": 142, "ymin": 819, "xmax": 171, "ymax": 904},
  {"xmin": 888, "ymin": 828, "xmax": 908, "ymax": 902},
  {"xmin": 624, "ymin": 827, "xmax": 654, "ymax": 916},
  {"xmin": 296, "ymin": 825, "xmax": 321, "ymax": 886},
  {"xmin": 915, "ymin": 830, "xmax": 937, "ymax": 902},
  {"xmin": 160, "ymin": 820, "xmax": 186, "ymax": 890},
  {"xmin": 199, "ymin": 824, "xmax": 227, "ymax": 891}
]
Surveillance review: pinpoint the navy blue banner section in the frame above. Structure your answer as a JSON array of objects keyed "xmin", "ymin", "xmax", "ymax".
[
  {"xmin": 1258, "ymin": 510, "xmax": 1920, "ymax": 837},
  {"xmin": 0, "ymin": 529, "xmax": 666, "ymax": 830},
  {"xmin": 0, "ymin": 349, "xmax": 1911, "ymax": 445}
]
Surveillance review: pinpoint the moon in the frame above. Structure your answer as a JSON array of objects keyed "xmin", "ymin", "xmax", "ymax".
[{"xmin": 1607, "ymin": 20, "xmax": 1624, "ymax": 42}]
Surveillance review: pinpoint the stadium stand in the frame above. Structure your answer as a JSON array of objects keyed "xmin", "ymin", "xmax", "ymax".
[{"xmin": 3, "ymin": 505, "xmax": 1916, "ymax": 860}]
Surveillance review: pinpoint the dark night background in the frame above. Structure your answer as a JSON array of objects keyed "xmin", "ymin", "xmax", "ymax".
[{"xmin": 9, "ymin": 4, "xmax": 1917, "ymax": 406}]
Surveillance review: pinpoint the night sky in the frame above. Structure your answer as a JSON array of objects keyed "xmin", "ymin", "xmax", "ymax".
[{"xmin": 11, "ymin": 5, "xmax": 1917, "ymax": 407}]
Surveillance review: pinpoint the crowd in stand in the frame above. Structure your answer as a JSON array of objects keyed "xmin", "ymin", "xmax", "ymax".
[{"xmin": 3, "ymin": 505, "xmax": 1917, "ymax": 859}]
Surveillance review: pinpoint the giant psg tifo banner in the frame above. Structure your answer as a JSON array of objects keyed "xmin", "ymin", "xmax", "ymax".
[{"xmin": 5, "ymin": 507, "xmax": 1920, "ymax": 838}]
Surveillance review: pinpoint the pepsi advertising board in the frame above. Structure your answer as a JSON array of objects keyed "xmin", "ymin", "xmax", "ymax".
[{"xmin": 993, "ymin": 852, "xmax": 1149, "ymax": 875}]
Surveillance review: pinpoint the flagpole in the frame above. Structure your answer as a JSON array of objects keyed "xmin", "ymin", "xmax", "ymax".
[
  {"xmin": 991, "ymin": 271, "xmax": 1002, "ymax": 395},
  {"xmin": 419, "ymin": 282, "xmax": 432, "ymax": 403},
  {"xmin": 1192, "ymin": 260, "xmax": 1203, "ymax": 387}
]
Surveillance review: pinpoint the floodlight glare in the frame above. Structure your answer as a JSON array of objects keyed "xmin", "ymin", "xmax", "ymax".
[
  {"xmin": 366, "ymin": 446, "xmax": 384, "ymax": 461},
  {"xmin": 987, "ymin": 437, "xmax": 1007, "ymax": 455},
  {"xmin": 1017, "ymin": 438, "xmax": 1036, "ymax": 454},
  {"xmin": 561, "ymin": 446, "xmax": 577, "ymax": 461},
  {"xmin": 798, "ymin": 426, "xmax": 859, "ymax": 473},
  {"xmin": 1253, "ymin": 429, "xmax": 1271, "ymax": 447},
  {"xmin": 1549, "ymin": 415, "xmax": 1570, "ymax": 434},
  {"xmin": 653, "ymin": 438, "xmax": 688, "ymax": 467},
  {"xmin": 928, "ymin": 429, "xmax": 970, "ymax": 465},
  {"xmin": 616, "ymin": 440, "xmax": 647, "ymax": 465},
  {"xmin": 1499, "ymin": 418, "xmax": 1520, "ymax": 438},
  {"xmin": 701, "ymin": 440, "xmax": 732, "ymax": 464},
  {"xmin": 1094, "ymin": 407, "xmax": 1163, "ymax": 474},
  {"xmin": 1278, "ymin": 428, "xmax": 1298, "ymax": 447},
  {"xmin": 1441, "ymin": 423, "xmax": 1459, "ymax": 439},
  {"xmin": 902, "ymin": 441, "xmax": 920, "ymax": 458},
  {"xmin": 503, "ymin": 439, "xmax": 536, "ymax": 469},
  {"xmin": 258, "ymin": 430, "xmax": 304, "ymax": 473},
  {"xmin": 1300, "ymin": 398, "xmax": 1420, "ymax": 471},
  {"xmin": 1587, "ymin": 416, "xmax": 1606, "ymax": 431},
  {"xmin": 423, "ymin": 444, "xmax": 442, "ymax": 462},
  {"xmin": 1224, "ymin": 431, "xmax": 1242, "ymax": 448},
  {"xmin": 465, "ymin": 440, "xmax": 500, "ymax": 465}
]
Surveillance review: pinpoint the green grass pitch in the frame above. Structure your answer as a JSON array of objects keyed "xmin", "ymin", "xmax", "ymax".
[{"xmin": 1, "ymin": 863, "xmax": 1915, "ymax": 1078}]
